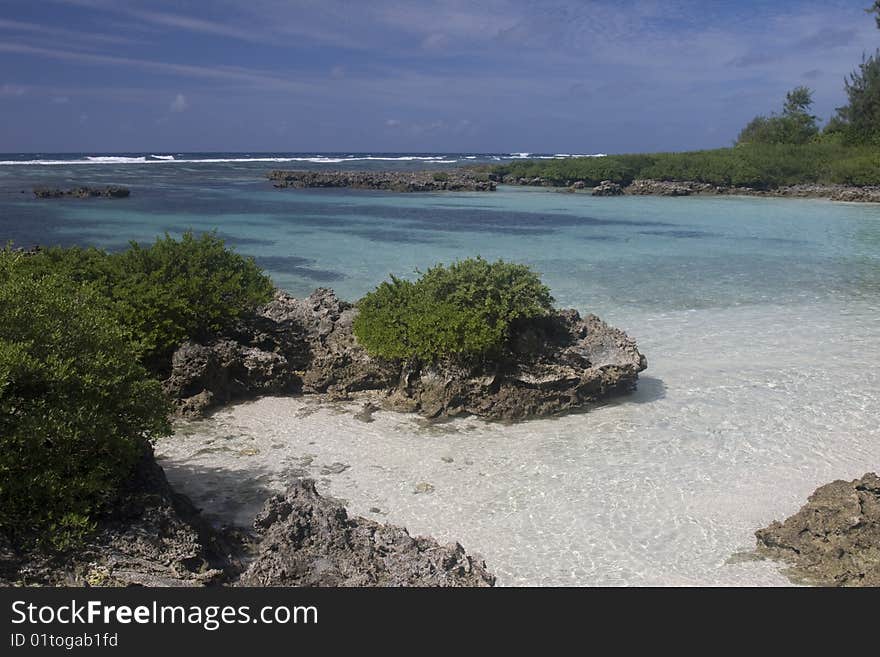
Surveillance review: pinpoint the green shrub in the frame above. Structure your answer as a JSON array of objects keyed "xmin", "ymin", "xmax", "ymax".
[
  {"xmin": 11, "ymin": 232, "xmax": 275, "ymax": 370},
  {"xmin": 836, "ymin": 50, "xmax": 880, "ymax": 145},
  {"xmin": 432, "ymin": 172, "xmax": 450, "ymax": 182},
  {"xmin": 491, "ymin": 143, "xmax": 880, "ymax": 189},
  {"xmin": 0, "ymin": 262, "xmax": 171, "ymax": 550},
  {"xmin": 736, "ymin": 87, "xmax": 819, "ymax": 146},
  {"xmin": 353, "ymin": 257, "xmax": 553, "ymax": 362},
  {"xmin": 111, "ymin": 232, "xmax": 275, "ymax": 368},
  {"xmin": 828, "ymin": 153, "xmax": 880, "ymax": 185}
]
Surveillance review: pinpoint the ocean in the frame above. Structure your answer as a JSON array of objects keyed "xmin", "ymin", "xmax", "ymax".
[{"xmin": 2, "ymin": 152, "xmax": 879, "ymax": 585}]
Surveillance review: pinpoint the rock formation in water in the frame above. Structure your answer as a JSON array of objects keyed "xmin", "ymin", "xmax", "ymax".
[
  {"xmin": 1, "ymin": 449, "xmax": 494, "ymax": 587},
  {"xmin": 238, "ymin": 479, "xmax": 495, "ymax": 587},
  {"xmin": 591, "ymin": 180, "xmax": 624, "ymax": 196},
  {"xmin": 754, "ymin": 472, "xmax": 880, "ymax": 586},
  {"xmin": 32, "ymin": 186, "xmax": 130, "ymax": 199},
  {"xmin": 165, "ymin": 288, "xmax": 647, "ymax": 421},
  {"xmin": 496, "ymin": 173, "xmax": 880, "ymax": 202},
  {"xmin": 267, "ymin": 170, "xmax": 496, "ymax": 192}
]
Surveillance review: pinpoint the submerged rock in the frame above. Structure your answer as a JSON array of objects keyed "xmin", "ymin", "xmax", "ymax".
[
  {"xmin": 267, "ymin": 170, "xmax": 496, "ymax": 192},
  {"xmin": 238, "ymin": 479, "xmax": 495, "ymax": 587},
  {"xmin": 165, "ymin": 288, "xmax": 646, "ymax": 421},
  {"xmin": 33, "ymin": 186, "xmax": 130, "ymax": 199},
  {"xmin": 754, "ymin": 472, "xmax": 880, "ymax": 586}
]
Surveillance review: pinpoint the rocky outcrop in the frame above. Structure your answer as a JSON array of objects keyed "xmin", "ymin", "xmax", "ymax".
[
  {"xmin": 496, "ymin": 173, "xmax": 880, "ymax": 202},
  {"xmin": 164, "ymin": 289, "xmax": 397, "ymax": 417},
  {"xmin": 627, "ymin": 180, "xmax": 880, "ymax": 201},
  {"xmin": 267, "ymin": 170, "xmax": 496, "ymax": 192},
  {"xmin": 1, "ymin": 445, "xmax": 240, "ymax": 587},
  {"xmin": 385, "ymin": 311, "xmax": 646, "ymax": 420},
  {"xmin": 500, "ymin": 175, "xmax": 552, "ymax": 186},
  {"xmin": 33, "ymin": 186, "xmax": 130, "ymax": 199},
  {"xmin": 2, "ymin": 449, "xmax": 496, "ymax": 588},
  {"xmin": 238, "ymin": 479, "xmax": 495, "ymax": 587},
  {"xmin": 258, "ymin": 289, "xmax": 398, "ymax": 395},
  {"xmin": 591, "ymin": 180, "xmax": 623, "ymax": 196},
  {"xmin": 625, "ymin": 179, "xmax": 710, "ymax": 196},
  {"xmin": 165, "ymin": 289, "xmax": 647, "ymax": 421},
  {"xmin": 164, "ymin": 339, "xmax": 300, "ymax": 417},
  {"xmin": 755, "ymin": 473, "xmax": 880, "ymax": 586}
]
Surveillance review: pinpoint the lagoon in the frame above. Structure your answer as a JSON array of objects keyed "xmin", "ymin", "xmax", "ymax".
[{"xmin": 3, "ymin": 155, "xmax": 879, "ymax": 585}]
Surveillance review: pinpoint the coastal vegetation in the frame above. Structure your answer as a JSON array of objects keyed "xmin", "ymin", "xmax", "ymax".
[
  {"xmin": 0, "ymin": 264, "xmax": 170, "ymax": 550},
  {"xmin": 353, "ymin": 257, "xmax": 554, "ymax": 362},
  {"xmin": 736, "ymin": 86, "xmax": 819, "ymax": 146},
  {"xmin": 491, "ymin": 143, "xmax": 880, "ymax": 189},
  {"xmin": 10, "ymin": 232, "xmax": 274, "ymax": 370},
  {"xmin": 0, "ymin": 233, "xmax": 272, "ymax": 550},
  {"xmin": 493, "ymin": 11, "xmax": 880, "ymax": 191}
]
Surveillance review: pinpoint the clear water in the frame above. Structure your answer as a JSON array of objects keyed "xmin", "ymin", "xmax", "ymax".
[{"xmin": 3, "ymin": 154, "xmax": 879, "ymax": 585}]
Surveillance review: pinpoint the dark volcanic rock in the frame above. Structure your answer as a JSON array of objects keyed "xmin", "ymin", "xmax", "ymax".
[
  {"xmin": 260, "ymin": 288, "xmax": 398, "ymax": 395},
  {"xmin": 591, "ymin": 180, "xmax": 623, "ymax": 196},
  {"xmin": 386, "ymin": 311, "xmax": 646, "ymax": 420},
  {"xmin": 2, "ymin": 449, "xmax": 497, "ymax": 588},
  {"xmin": 33, "ymin": 186, "xmax": 130, "ymax": 199},
  {"xmin": 267, "ymin": 170, "xmax": 496, "ymax": 192},
  {"xmin": 755, "ymin": 473, "xmax": 880, "ymax": 586},
  {"xmin": 165, "ymin": 288, "xmax": 397, "ymax": 417},
  {"xmin": 238, "ymin": 479, "xmax": 495, "ymax": 587},
  {"xmin": 1, "ymin": 446, "xmax": 240, "ymax": 587},
  {"xmin": 165, "ymin": 288, "xmax": 646, "ymax": 421},
  {"xmin": 625, "ymin": 179, "xmax": 706, "ymax": 196},
  {"xmin": 164, "ymin": 338, "xmax": 301, "ymax": 418}
]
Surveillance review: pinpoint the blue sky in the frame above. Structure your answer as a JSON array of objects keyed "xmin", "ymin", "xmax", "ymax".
[{"xmin": 1, "ymin": 0, "xmax": 878, "ymax": 152}]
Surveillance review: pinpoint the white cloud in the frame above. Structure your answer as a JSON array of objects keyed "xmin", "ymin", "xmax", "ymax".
[
  {"xmin": 385, "ymin": 118, "xmax": 401, "ymax": 127},
  {"xmin": 169, "ymin": 93, "xmax": 188, "ymax": 112}
]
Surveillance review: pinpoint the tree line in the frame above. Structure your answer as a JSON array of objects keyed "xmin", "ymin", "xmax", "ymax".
[{"xmin": 738, "ymin": 5, "xmax": 880, "ymax": 146}]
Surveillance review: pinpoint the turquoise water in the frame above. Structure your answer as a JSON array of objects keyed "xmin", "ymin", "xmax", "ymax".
[
  {"xmin": 4, "ymin": 162, "xmax": 879, "ymax": 319},
  {"xmin": 3, "ymin": 156, "xmax": 880, "ymax": 585}
]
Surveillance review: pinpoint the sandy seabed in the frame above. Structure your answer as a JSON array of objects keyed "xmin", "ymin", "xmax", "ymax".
[{"xmin": 157, "ymin": 300, "xmax": 880, "ymax": 586}]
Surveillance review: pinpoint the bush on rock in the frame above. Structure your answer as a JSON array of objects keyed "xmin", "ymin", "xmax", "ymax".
[
  {"xmin": 353, "ymin": 257, "xmax": 553, "ymax": 362},
  {"xmin": 9, "ymin": 232, "xmax": 274, "ymax": 370}
]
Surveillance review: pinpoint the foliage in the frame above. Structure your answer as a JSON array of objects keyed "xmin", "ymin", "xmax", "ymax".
[
  {"xmin": 491, "ymin": 142, "xmax": 880, "ymax": 189},
  {"xmin": 0, "ymin": 261, "xmax": 170, "ymax": 550},
  {"xmin": 492, "ymin": 153, "xmax": 654, "ymax": 186},
  {"xmin": 736, "ymin": 86, "xmax": 819, "ymax": 145},
  {"xmin": 9, "ymin": 232, "xmax": 275, "ymax": 370},
  {"xmin": 834, "ymin": 51, "xmax": 880, "ymax": 145},
  {"xmin": 353, "ymin": 257, "xmax": 554, "ymax": 362}
]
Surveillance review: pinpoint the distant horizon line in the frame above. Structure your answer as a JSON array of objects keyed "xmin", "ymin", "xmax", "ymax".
[{"xmin": 0, "ymin": 150, "xmax": 601, "ymax": 155}]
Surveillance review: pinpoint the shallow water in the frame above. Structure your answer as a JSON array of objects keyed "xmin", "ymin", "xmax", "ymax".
[
  {"xmin": 157, "ymin": 300, "xmax": 880, "ymax": 586},
  {"xmin": 3, "ymin": 155, "xmax": 879, "ymax": 585}
]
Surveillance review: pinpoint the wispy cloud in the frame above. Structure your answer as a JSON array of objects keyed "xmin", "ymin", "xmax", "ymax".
[
  {"xmin": 0, "ymin": 42, "xmax": 314, "ymax": 92},
  {"xmin": 5, "ymin": 0, "xmax": 880, "ymax": 152},
  {"xmin": 0, "ymin": 17, "xmax": 145, "ymax": 47}
]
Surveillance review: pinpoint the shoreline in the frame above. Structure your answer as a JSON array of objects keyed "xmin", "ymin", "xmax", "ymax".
[{"xmin": 492, "ymin": 176, "xmax": 880, "ymax": 203}]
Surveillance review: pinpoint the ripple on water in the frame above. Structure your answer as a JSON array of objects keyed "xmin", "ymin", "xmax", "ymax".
[{"xmin": 156, "ymin": 300, "xmax": 880, "ymax": 586}]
